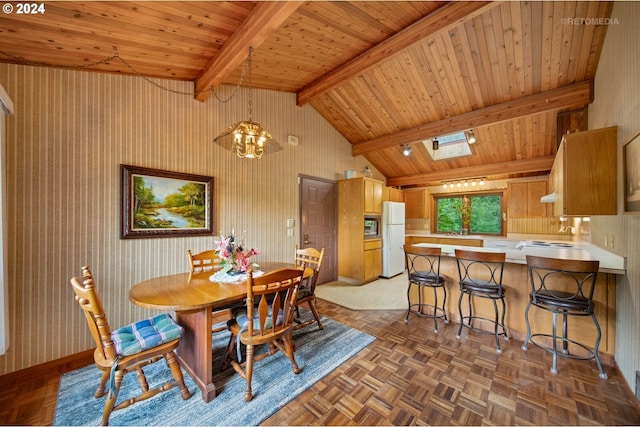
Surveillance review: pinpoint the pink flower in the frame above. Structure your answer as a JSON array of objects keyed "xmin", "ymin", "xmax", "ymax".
[{"xmin": 214, "ymin": 230, "xmax": 258, "ymax": 271}]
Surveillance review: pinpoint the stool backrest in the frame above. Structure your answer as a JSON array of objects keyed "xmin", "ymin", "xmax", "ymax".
[
  {"xmin": 455, "ymin": 249, "xmax": 505, "ymax": 290},
  {"xmin": 404, "ymin": 245, "xmax": 442, "ymax": 280},
  {"xmin": 526, "ymin": 255, "xmax": 599, "ymax": 312}
]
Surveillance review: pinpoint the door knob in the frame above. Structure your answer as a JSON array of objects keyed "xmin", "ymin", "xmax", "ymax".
[{"xmin": 303, "ymin": 234, "xmax": 310, "ymax": 244}]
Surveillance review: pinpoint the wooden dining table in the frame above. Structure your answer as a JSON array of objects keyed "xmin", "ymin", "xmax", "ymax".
[{"xmin": 128, "ymin": 262, "xmax": 309, "ymax": 403}]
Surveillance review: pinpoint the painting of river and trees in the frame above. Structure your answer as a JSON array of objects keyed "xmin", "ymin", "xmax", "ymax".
[{"xmin": 120, "ymin": 165, "xmax": 214, "ymax": 238}]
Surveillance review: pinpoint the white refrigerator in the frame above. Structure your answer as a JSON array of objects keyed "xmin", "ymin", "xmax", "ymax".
[{"xmin": 381, "ymin": 201, "xmax": 405, "ymax": 278}]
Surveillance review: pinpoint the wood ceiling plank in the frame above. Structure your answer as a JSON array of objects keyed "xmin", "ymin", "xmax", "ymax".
[
  {"xmin": 194, "ymin": 1, "xmax": 303, "ymax": 101},
  {"xmin": 583, "ymin": 2, "xmax": 614, "ymax": 78},
  {"xmin": 540, "ymin": 2, "xmax": 556, "ymax": 91},
  {"xmin": 508, "ymin": 2, "xmax": 526, "ymax": 97},
  {"xmin": 351, "ymin": 80, "xmax": 593, "ymax": 156},
  {"xmin": 296, "ymin": 1, "xmax": 496, "ymax": 105},
  {"xmin": 486, "ymin": 6, "xmax": 511, "ymax": 101},
  {"xmin": 448, "ymin": 25, "xmax": 482, "ymax": 111},
  {"xmin": 528, "ymin": 2, "xmax": 543, "ymax": 91},
  {"xmin": 466, "ymin": 11, "xmax": 496, "ymax": 105}
]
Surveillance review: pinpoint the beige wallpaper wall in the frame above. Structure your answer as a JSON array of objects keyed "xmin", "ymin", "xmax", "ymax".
[
  {"xmin": 589, "ymin": 1, "xmax": 640, "ymax": 392},
  {"xmin": 0, "ymin": 63, "xmax": 377, "ymax": 374}
]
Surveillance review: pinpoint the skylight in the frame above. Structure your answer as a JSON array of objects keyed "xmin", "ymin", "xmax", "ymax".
[{"xmin": 423, "ymin": 131, "xmax": 472, "ymax": 160}]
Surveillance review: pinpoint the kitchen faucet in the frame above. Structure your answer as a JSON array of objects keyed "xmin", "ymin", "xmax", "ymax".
[{"xmin": 558, "ymin": 225, "xmax": 575, "ymax": 235}]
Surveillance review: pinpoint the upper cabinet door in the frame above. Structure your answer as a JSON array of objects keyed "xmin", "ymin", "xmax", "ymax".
[{"xmin": 364, "ymin": 178, "xmax": 383, "ymax": 214}]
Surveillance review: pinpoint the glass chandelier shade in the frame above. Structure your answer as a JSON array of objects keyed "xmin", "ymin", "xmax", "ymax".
[{"xmin": 214, "ymin": 120, "xmax": 279, "ymax": 159}]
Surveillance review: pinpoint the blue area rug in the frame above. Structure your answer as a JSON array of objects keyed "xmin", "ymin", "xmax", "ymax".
[{"xmin": 54, "ymin": 317, "xmax": 375, "ymax": 426}]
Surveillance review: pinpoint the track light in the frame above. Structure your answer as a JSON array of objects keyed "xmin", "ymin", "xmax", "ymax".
[
  {"xmin": 466, "ymin": 129, "xmax": 476, "ymax": 144},
  {"xmin": 441, "ymin": 177, "xmax": 486, "ymax": 189},
  {"xmin": 401, "ymin": 144, "xmax": 412, "ymax": 156}
]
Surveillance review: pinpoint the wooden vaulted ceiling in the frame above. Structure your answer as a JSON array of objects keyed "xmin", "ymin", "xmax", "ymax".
[{"xmin": 0, "ymin": 1, "xmax": 613, "ymax": 187}]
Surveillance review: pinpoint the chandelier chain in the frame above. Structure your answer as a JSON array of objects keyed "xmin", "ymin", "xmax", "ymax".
[
  {"xmin": 0, "ymin": 48, "xmax": 251, "ymax": 100},
  {"xmin": 247, "ymin": 46, "xmax": 253, "ymax": 121}
]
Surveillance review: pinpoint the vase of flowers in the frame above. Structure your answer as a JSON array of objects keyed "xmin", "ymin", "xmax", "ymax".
[{"xmin": 214, "ymin": 229, "xmax": 259, "ymax": 275}]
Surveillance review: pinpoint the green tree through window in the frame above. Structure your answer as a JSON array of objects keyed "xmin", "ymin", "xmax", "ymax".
[{"xmin": 436, "ymin": 193, "xmax": 502, "ymax": 235}]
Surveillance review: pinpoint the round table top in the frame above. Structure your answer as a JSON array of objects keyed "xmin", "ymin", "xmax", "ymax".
[{"xmin": 128, "ymin": 262, "xmax": 308, "ymax": 312}]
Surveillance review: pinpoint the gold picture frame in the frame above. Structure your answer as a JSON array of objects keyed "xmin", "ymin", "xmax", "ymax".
[
  {"xmin": 120, "ymin": 164, "xmax": 214, "ymax": 238},
  {"xmin": 623, "ymin": 130, "xmax": 640, "ymax": 213}
]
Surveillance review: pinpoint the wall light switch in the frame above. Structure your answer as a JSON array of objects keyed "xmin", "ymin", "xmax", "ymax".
[
  {"xmin": 286, "ymin": 218, "xmax": 295, "ymax": 227},
  {"xmin": 287, "ymin": 229, "xmax": 294, "ymax": 237}
]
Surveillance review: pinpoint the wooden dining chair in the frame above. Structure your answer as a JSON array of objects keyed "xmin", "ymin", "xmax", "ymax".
[
  {"xmin": 187, "ymin": 249, "xmax": 221, "ymax": 272},
  {"xmin": 70, "ymin": 266, "xmax": 190, "ymax": 426},
  {"xmin": 187, "ymin": 249, "xmax": 229, "ymax": 332},
  {"xmin": 293, "ymin": 245, "xmax": 325, "ymax": 330},
  {"xmin": 223, "ymin": 268, "xmax": 304, "ymax": 402}
]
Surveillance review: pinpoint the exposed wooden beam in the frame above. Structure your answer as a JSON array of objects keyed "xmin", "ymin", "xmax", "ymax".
[
  {"xmin": 296, "ymin": 1, "xmax": 495, "ymax": 106},
  {"xmin": 194, "ymin": 1, "xmax": 303, "ymax": 101},
  {"xmin": 386, "ymin": 156, "xmax": 556, "ymax": 188},
  {"xmin": 352, "ymin": 80, "xmax": 593, "ymax": 156}
]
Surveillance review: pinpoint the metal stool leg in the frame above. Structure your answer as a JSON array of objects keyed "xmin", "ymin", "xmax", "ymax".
[
  {"xmin": 492, "ymin": 298, "xmax": 501, "ymax": 352},
  {"xmin": 591, "ymin": 312, "xmax": 608, "ymax": 379},
  {"xmin": 405, "ymin": 282, "xmax": 412, "ymax": 323},
  {"xmin": 521, "ymin": 302, "xmax": 532, "ymax": 350},
  {"xmin": 456, "ymin": 292, "xmax": 464, "ymax": 339},
  {"xmin": 551, "ymin": 311, "xmax": 558, "ymax": 375}
]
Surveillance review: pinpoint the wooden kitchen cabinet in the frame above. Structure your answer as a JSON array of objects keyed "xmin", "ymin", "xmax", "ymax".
[
  {"xmin": 508, "ymin": 180, "xmax": 549, "ymax": 218},
  {"xmin": 337, "ymin": 177, "xmax": 384, "ymax": 283},
  {"xmin": 550, "ymin": 126, "xmax": 617, "ymax": 216},
  {"xmin": 363, "ymin": 239, "xmax": 382, "ymax": 282},
  {"xmin": 383, "ymin": 186, "xmax": 404, "ymax": 202},
  {"xmin": 404, "ymin": 189, "xmax": 429, "ymax": 218},
  {"xmin": 364, "ymin": 178, "xmax": 383, "ymax": 213}
]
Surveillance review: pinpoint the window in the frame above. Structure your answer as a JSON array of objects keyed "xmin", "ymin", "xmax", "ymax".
[
  {"xmin": 435, "ymin": 193, "xmax": 503, "ymax": 235},
  {"xmin": 423, "ymin": 131, "xmax": 472, "ymax": 161}
]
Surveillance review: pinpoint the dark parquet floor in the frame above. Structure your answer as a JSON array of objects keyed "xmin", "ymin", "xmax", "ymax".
[{"xmin": 1, "ymin": 297, "xmax": 639, "ymax": 425}]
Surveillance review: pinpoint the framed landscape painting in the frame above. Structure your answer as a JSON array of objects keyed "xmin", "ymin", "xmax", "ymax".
[
  {"xmin": 624, "ymin": 130, "xmax": 640, "ymax": 214},
  {"xmin": 120, "ymin": 165, "xmax": 214, "ymax": 238}
]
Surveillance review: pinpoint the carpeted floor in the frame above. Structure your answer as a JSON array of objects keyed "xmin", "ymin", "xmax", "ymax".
[
  {"xmin": 54, "ymin": 317, "xmax": 374, "ymax": 426},
  {"xmin": 315, "ymin": 273, "xmax": 407, "ymax": 310}
]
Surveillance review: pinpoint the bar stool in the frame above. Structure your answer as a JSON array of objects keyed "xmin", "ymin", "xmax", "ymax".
[
  {"xmin": 403, "ymin": 245, "xmax": 448, "ymax": 332},
  {"xmin": 455, "ymin": 249, "xmax": 508, "ymax": 352},
  {"xmin": 522, "ymin": 255, "xmax": 607, "ymax": 379}
]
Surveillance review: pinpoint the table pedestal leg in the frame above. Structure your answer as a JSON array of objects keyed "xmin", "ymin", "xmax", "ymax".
[{"xmin": 176, "ymin": 308, "xmax": 216, "ymax": 402}]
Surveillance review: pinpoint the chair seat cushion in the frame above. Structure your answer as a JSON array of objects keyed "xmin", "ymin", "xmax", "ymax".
[
  {"xmin": 532, "ymin": 290, "xmax": 591, "ymax": 312},
  {"xmin": 232, "ymin": 307, "xmax": 283, "ymax": 331},
  {"xmin": 460, "ymin": 279, "xmax": 503, "ymax": 296},
  {"xmin": 409, "ymin": 271, "xmax": 445, "ymax": 286},
  {"xmin": 111, "ymin": 313, "xmax": 183, "ymax": 357},
  {"xmin": 297, "ymin": 287, "xmax": 313, "ymax": 299}
]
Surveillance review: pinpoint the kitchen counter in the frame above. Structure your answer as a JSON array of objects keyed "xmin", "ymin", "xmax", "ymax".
[{"xmin": 406, "ymin": 235, "xmax": 626, "ymax": 274}]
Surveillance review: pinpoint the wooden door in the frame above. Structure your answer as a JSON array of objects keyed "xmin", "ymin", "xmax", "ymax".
[{"xmin": 300, "ymin": 176, "xmax": 336, "ymax": 284}]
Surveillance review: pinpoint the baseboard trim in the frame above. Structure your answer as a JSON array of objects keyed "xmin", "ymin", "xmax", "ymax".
[{"xmin": 0, "ymin": 348, "xmax": 94, "ymax": 382}]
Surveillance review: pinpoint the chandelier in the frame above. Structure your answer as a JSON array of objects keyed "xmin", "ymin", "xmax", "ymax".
[{"xmin": 213, "ymin": 46, "xmax": 282, "ymax": 159}]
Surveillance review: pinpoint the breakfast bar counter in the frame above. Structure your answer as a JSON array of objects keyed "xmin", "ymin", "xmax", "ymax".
[{"xmin": 403, "ymin": 235, "xmax": 625, "ymax": 359}]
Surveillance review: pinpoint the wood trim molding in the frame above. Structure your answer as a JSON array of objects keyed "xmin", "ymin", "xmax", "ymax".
[{"xmin": 387, "ymin": 156, "xmax": 556, "ymax": 187}]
